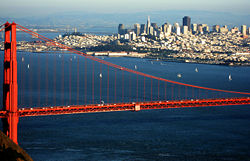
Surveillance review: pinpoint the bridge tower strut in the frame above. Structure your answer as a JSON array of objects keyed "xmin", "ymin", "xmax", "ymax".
[{"xmin": 2, "ymin": 22, "xmax": 19, "ymax": 144}]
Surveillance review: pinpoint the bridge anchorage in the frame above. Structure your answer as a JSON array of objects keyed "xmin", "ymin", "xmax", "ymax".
[{"xmin": 0, "ymin": 21, "xmax": 250, "ymax": 145}]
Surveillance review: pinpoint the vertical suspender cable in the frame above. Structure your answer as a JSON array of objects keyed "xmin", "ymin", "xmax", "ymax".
[
  {"xmin": 100, "ymin": 63, "xmax": 102, "ymax": 103},
  {"xmin": 92, "ymin": 61, "xmax": 94, "ymax": 104},
  {"xmin": 107, "ymin": 66, "xmax": 109, "ymax": 103},
  {"xmin": 53, "ymin": 54, "xmax": 57, "ymax": 105},
  {"xmin": 61, "ymin": 54, "xmax": 64, "ymax": 105},
  {"xmin": 84, "ymin": 57, "xmax": 87, "ymax": 104},
  {"xmin": 77, "ymin": 56, "xmax": 80, "ymax": 105},
  {"xmin": 69, "ymin": 56, "xmax": 72, "ymax": 105},
  {"xmin": 114, "ymin": 70, "xmax": 117, "ymax": 103},
  {"xmin": 46, "ymin": 54, "xmax": 48, "ymax": 105},
  {"xmin": 37, "ymin": 54, "xmax": 41, "ymax": 106}
]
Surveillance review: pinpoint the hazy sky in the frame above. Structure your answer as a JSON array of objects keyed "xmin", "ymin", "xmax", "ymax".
[{"xmin": 1, "ymin": 0, "xmax": 250, "ymax": 17}]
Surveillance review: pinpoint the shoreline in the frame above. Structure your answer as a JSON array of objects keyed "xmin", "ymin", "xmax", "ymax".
[{"xmin": 1, "ymin": 49, "xmax": 250, "ymax": 66}]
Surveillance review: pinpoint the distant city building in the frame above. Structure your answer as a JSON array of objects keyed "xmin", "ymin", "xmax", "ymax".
[
  {"xmin": 124, "ymin": 33, "xmax": 129, "ymax": 40},
  {"xmin": 191, "ymin": 24, "xmax": 197, "ymax": 34},
  {"xmin": 116, "ymin": 15, "xmax": 248, "ymax": 46},
  {"xmin": 203, "ymin": 25, "xmax": 209, "ymax": 33},
  {"xmin": 167, "ymin": 24, "xmax": 172, "ymax": 35},
  {"xmin": 149, "ymin": 26, "xmax": 154, "ymax": 35},
  {"xmin": 213, "ymin": 25, "xmax": 220, "ymax": 32},
  {"xmin": 220, "ymin": 25, "xmax": 229, "ymax": 33},
  {"xmin": 129, "ymin": 32, "xmax": 136, "ymax": 41},
  {"xmin": 183, "ymin": 16, "xmax": 191, "ymax": 31},
  {"xmin": 151, "ymin": 23, "xmax": 158, "ymax": 31},
  {"xmin": 182, "ymin": 26, "xmax": 189, "ymax": 35},
  {"xmin": 140, "ymin": 24, "xmax": 146, "ymax": 35},
  {"xmin": 162, "ymin": 23, "xmax": 172, "ymax": 35},
  {"xmin": 118, "ymin": 24, "xmax": 125, "ymax": 35},
  {"xmin": 134, "ymin": 24, "xmax": 140, "ymax": 36},
  {"xmin": 173, "ymin": 23, "xmax": 181, "ymax": 35},
  {"xmin": 125, "ymin": 29, "xmax": 133, "ymax": 34},
  {"xmin": 198, "ymin": 24, "xmax": 203, "ymax": 34},
  {"xmin": 146, "ymin": 16, "xmax": 151, "ymax": 35},
  {"xmin": 241, "ymin": 25, "xmax": 247, "ymax": 36},
  {"xmin": 162, "ymin": 23, "xmax": 167, "ymax": 33},
  {"xmin": 231, "ymin": 27, "xmax": 239, "ymax": 34}
]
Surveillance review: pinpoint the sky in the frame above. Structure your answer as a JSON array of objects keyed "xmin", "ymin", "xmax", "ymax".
[{"xmin": 1, "ymin": 0, "xmax": 250, "ymax": 17}]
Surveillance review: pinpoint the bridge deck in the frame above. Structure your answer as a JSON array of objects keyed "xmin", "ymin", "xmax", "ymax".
[{"xmin": 1, "ymin": 97, "xmax": 250, "ymax": 118}]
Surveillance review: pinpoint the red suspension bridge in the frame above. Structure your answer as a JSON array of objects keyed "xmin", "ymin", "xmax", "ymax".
[{"xmin": 1, "ymin": 22, "xmax": 250, "ymax": 145}]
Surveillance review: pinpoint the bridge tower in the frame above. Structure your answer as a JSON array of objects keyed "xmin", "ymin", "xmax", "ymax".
[{"xmin": 2, "ymin": 22, "xmax": 19, "ymax": 144}]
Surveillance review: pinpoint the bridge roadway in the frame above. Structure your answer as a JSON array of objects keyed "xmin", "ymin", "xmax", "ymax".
[{"xmin": 0, "ymin": 97, "xmax": 250, "ymax": 118}]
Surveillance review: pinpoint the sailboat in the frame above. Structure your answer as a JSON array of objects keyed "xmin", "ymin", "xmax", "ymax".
[
  {"xmin": 195, "ymin": 67, "xmax": 198, "ymax": 72},
  {"xmin": 99, "ymin": 73, "xmax": 102, "ymax": 78},
  {"xmin": 177, "ymin": 73, "xmax": 182, "ymax": 78},
  {"xmin": 27, "ymin": 64, "xmax": 30, "ymax": 69},
  {"xmin": 135, "ymin": 65, "xmax": 137, "ymax": 70},
  {"xmin": 229, "ymin": 74, "xmax": 232, "ymax": 81}
]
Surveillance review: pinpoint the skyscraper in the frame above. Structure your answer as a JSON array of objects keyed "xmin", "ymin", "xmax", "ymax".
[
  {"xmin": 134, "ymin": 23, "xmax": 140, "ymax": 36},
  {"xmin": 162, "ymin": 23, "xmax": 167, "ymax": 33},
  {"xmin": 151, "ymin": 23, "xmax": 158, "ymax": 31},
  {"xmin": 173, "ymin": 23, "xmax": 181, "ymax": 35},
  {"xmin": 183, "ymin": 16, "xmax": 191, "ymax": 31},
  {"xmin": 182, "ymin": 26, "xmax": 189, "ymax": 35},
  {"xmin": 118, "ymin": 24, "xmax": 125, "ymax": 35},
  {"xmin": 191, "ymin": 24, "xmax": 197, "ymax": 34},
  {"xmin": 146, "ymin": 16, "xmax": 151, "ymax": 35},
  {"xmin": 140, "ymin": 24, "xmax": 146, "ymax": 35},
  {"xmin": 241, "ymin": 25, "xmax": 247, "ymax": 36}
]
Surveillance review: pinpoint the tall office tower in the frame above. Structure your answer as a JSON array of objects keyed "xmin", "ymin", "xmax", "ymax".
[
  {"xmin": 140, "ymin": 24, "xmax": 146, "ymax": 35},
  {"xmin": 146, "ymin": 16, "xmax": 151, "ymax": 35},
  {"xmin": 182, "ymin": 26, "xmax": 189, "ymax": 35},
  {"xmin": 173, "ymin": 23, "xmax": 181, "ymax": 35},
  {"xmin": 129, "ymin": 32, "xmax": 136, "ymax": 41},
  {"xmin": 241, "ymin": 25, "xmax": 247, "ymax": 36},
  {"xmin": 162, "ymin": 23, "xmax": 167, "ymax": 33},
  {"xmin": 203, "ymin": 25, "xmax": 209, "ymax": 33},
  {"xmin": 213, "ymin": 25, "xmax": 220, "ymax": 32},
  {"xmin": 151, "ymin": 23, "xmax": 158, "ymax": 31},
  {"xmin": 149, "ymin": 26, "xmax": 154, "ymax": 35},
  {"xmin": 248, "ymin": 27, "xmax": 250, "ymax": 35},
  {"xmin": 118, "ymin": 24, "xmax": 125, "ymax": 35},
  {"xmin": 183, "ymin": 16, "xmax": 191, "ymax": 31},
  {"xmin": 191, "ymin": 24, "xmax": 197, "ymax": 34},
  {"xmin": 134, "ymin": 23, "xmax": 140, "ymax": 36},
  {"xmin": 167, "ymin": 24, "xmax": 172, "ymax": 35},
  {"xmin": 198, "ymin": 24, "xmax": 203, "ymax": 34}
]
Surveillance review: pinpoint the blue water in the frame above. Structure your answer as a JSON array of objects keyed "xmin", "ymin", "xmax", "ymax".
[{"xmin": 0, "ymin": 51, "xmax": 250, "ymax": 160}]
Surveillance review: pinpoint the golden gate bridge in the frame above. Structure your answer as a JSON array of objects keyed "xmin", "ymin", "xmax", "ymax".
[{"xmin": 0, "ymin": 22, "xmax": 250, "ymax": 145}]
